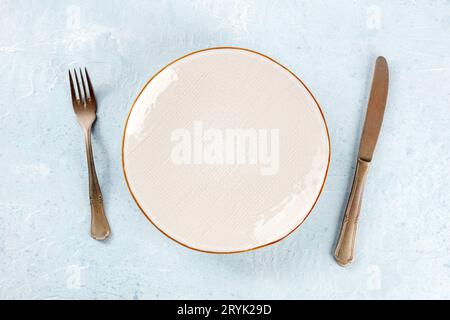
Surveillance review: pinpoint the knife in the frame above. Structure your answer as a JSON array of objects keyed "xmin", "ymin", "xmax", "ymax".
[{"xmin": 334, "ymin": 56, "xmax": 389, "ymax": 266}]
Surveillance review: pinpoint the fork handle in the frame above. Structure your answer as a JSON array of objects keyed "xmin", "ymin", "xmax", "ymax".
[
  {"xmin": 334, "ymin": 158, "xmax": 370, "ymax": 266},
  {"xmin": 84, "ymin": 128, "xmax": 110, "ymax": 240}
]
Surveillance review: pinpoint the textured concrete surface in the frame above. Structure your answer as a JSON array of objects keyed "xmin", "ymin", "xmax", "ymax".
[{"xmin": 0, "ymin": 0, "xmax": 449, "ymax": 299}]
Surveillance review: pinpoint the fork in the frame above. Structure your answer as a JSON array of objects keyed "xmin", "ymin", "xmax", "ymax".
[{"xmin": 69, "ymin": 68, "xmax": 110, "ymax": 240}]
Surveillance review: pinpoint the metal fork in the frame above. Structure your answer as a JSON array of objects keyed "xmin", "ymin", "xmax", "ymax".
[{"xmin": 69, "ymin": 68, "xmax": 110, "ymax": 240}]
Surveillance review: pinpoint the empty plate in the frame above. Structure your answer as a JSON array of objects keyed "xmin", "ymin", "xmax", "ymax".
[{"xmin": 122, "ymin": 47, "xmax": 330, "ymax": 253}]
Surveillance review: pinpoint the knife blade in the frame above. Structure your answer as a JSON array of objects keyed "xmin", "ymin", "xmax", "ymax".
[{"xmin": 358, "ymin": 56, "xmax": 389, "ymax": 162}]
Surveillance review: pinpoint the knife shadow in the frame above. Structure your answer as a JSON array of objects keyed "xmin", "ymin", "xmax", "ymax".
[{"xmin": 330, "ymin": 55, "xmax": 377, "ymax": 258}]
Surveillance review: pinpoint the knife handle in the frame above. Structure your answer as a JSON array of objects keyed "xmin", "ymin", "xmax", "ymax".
[{"xmin": 334, "ymin": 158, "xmax": 370, "ymax": 266}]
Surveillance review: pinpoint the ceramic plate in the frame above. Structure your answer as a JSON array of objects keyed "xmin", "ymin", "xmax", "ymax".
[{"xmin": 122, "ymin": 47, "xmax": 330, "ymax": 253}]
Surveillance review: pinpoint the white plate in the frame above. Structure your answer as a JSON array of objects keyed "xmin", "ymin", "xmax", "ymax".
[{"xmin": 122, "ymin": 47, "xmax": 330, "ymax": 253}]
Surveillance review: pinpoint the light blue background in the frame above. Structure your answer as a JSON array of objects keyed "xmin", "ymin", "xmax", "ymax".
[{"xmin": 1, "ymin": 0, "xmax": 449, "ymax": 299}]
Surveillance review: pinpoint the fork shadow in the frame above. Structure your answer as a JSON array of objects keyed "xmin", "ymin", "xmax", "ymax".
[{"xmin": 90, "ymin": 115, "xmax": 113, "ymax": 241}]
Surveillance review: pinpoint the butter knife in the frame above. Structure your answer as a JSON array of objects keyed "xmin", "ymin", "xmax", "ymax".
[{"xmin": 334, "ymin": 56, "xmax": 389, "ymax": 266}]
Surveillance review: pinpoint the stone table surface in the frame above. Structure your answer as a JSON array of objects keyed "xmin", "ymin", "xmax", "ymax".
[{"xmin": 1, "ymin": 0, "xmax": 449, "ymax": 299}]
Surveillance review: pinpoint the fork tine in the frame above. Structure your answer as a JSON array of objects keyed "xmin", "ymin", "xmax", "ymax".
[
  {"xmin": 68, "ymin": 70, "xmax": 78, "ymax": 104},
  {"xmin": 84, "ymin": 68, "xmax": 96, "ymax": 104},
  {"xmin": 73, "ymin": 69, "xmax": 83, "ymax": 104},
  {"xmin": 80, "ymin": 68, "xmax": 89, "ymax": 102}
]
